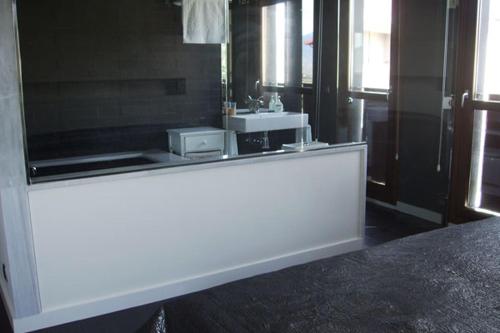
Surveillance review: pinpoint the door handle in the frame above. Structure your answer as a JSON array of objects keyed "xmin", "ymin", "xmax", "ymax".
[
  {"xmin": 461, "ymin": 90, "xmax": 470, "ymax": 108},
  {"xmin": 386, "ymin": 88, "xmax": 392, "ymax": 102}
]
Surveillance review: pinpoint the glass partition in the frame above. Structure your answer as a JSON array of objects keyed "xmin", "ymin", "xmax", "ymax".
[
  {"xmin": 16, "ymin": 0, "xmax": 460, "ymax": 220},
  {"xmin": 338, "ymin": 0, "xmax": 458, "ymax": 207},
  {"xmin": 18, "ymin": 0, "xmax": 330, "ymax": 183}
]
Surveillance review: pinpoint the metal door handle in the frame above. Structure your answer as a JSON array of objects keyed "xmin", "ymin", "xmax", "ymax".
[
  {"xmin": 461, "ymin": 90, "xmax": 470, "ymax": 108},
  {"xmin": 386, "ymin": 88, "xmax": 392, "ymax": 102}
]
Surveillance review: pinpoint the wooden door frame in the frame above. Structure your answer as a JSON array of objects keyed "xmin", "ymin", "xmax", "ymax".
[{"xmin": 448, "ymin": 0, "xmax": 498, "ymax": 223}]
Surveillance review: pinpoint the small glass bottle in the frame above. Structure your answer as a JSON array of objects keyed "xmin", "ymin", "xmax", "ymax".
[
  {"xmin": 268, "ymin": 95, "xmax": 276, "ymax": 112},
  {"xmin": 275, "ymin": 96, "xmax": 284, "ymax": 113}
]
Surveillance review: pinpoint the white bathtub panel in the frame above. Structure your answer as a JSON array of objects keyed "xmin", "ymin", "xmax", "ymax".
[{"xmin": 28, "ymin": 149, "xmax": 365, "ymax": 312}]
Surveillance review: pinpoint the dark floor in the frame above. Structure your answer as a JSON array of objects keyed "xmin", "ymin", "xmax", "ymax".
[
  {"xmin": 0, "ymin": 202, "xmax": 441, "ymax": 333},
  {"xmin": 364, "ymin": 202, "xmax": 441, "ymax": 247}
]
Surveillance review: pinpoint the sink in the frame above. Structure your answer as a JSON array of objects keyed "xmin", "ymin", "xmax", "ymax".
[{"xmin": 223, "ymin": 111, "xmax": 309, "ymax": 133}]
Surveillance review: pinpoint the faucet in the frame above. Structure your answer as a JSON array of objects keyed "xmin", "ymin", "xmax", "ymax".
[
  {"xmin": 246, "ymin": 95, "xmax": 264, "ymax": 113},
  {"xmin": 255, "ymin": 80, "xmax": 261, "ymax": 93}
]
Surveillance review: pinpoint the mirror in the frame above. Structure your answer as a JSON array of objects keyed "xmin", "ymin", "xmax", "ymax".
[
  {"xmin": 226, "ymin": 0, "xmax": 315, "ymax": 102},
  {"xmin": 222, "ymin": 0, "xmax": 319, "ymax": 155}
]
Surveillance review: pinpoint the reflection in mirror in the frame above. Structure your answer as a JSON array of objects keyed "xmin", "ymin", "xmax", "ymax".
[
  {"xmin": 225, "ymin": 0, "xmax": 322, "ymax": 156},
  {"xmin": 18, "ymin": 0, "xmax": 327, "ymax": 182}
]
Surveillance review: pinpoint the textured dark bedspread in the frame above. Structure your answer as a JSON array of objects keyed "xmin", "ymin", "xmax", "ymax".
[{"xmin": 164, "ymin": 218, "xmax": 500, "ymax": 333}]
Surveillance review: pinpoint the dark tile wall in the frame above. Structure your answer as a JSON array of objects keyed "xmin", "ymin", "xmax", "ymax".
[{"xmin": 18, "ymin": 0, "xmax": 222, "ymax": 159}]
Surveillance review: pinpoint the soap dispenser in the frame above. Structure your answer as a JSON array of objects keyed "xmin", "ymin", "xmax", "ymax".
[
  {"xmin": 268, "ymin": 95, "xmax": 277, "ymax": 112},
  {"xmin": 275, "ymin": 95, "xmax": 284, "ymax": 113}
]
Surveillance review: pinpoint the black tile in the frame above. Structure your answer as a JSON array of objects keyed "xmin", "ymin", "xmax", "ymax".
[{"xmin": 364, "ymin": 202, "xmax": 441, "ymax": 247}]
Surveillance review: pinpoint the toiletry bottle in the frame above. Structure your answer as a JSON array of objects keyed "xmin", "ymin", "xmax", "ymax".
[
  {"xmin": 275, "ymin": 96, "xmax": 284, "ymax": 113},
  {"xmin": 269, "ymin": 95, "xmax": 276, "ymax": 112}
]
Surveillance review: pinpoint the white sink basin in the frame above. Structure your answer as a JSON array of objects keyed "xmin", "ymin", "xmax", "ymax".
[{"xmin": 223, "ymin": 112, "xmax": 309, "ymax": 133}]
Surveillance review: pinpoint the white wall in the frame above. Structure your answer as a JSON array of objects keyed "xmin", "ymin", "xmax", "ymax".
[{"xmin": 0, "ymin": 0, "xmax": 40, "ymax": 319}]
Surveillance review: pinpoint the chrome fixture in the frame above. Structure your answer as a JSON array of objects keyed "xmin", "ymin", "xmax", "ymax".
[
  {"xmin": 244, "ymin": 131, "xmax": 271, "ymax": 150},
  {"xmin": 246, "ymin": 95, "xmax": 264, "ymax": 113},
  {"xmin": 262, "ymin": 131, "xmax": 270, "ymax": 149},
  {"xmin": 255, "ymin": 79, "xmax": 261, "ymax": 93}
]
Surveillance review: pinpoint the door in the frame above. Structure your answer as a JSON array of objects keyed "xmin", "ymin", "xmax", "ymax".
[
  {"xmin": 338, "ymin": 0, "xmax": 400, "ymax": 203},
  {"xmin": 449, "ymin": 0, "xmax": 500, "ymax": 222}
]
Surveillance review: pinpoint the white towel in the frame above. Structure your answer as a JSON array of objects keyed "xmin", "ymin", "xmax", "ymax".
[{"xmin": 183, "ymin": 0, "xmax": 229, "ymax": 44}]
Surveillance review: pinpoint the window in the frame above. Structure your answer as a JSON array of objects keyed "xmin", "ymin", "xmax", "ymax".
[
  {"xmin": 340, "ymin": 0, "xmax": 396, "ymax": 200},
  {"xmin": 262, "ymin": 3, "xmax": 286, "ymax": 86},
  {"xmin": 302, "ymin": 0, "xmax": 314, "ymax": 84},
  {"xmin": 261, "ymin": 0, "xmax": 314, "ymax": 87},
  {"xmin": 475, "ymin": 0, "xmax": 500, "ymax": 100},
  {"xmin": 467, "ymin": 0, "xmax": 500, "ymax": 213},
  {"xmin": 349, "ymin": 0, "xmax": 392, "ymax": 91}
]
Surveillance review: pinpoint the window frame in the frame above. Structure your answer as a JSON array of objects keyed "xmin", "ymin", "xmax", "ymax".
[{"xmin": 339, "ymin": 0, "xmax": 400, "ymax": 204}]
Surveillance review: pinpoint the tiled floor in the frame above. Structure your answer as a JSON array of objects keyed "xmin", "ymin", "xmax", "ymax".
[
  {"xmin": 0, "ymin": 202, "xmax": 441, "ymax": 333},
  {"xmin": 364, "ymin": 202, "xmax": 442, "ymax": 247}
]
